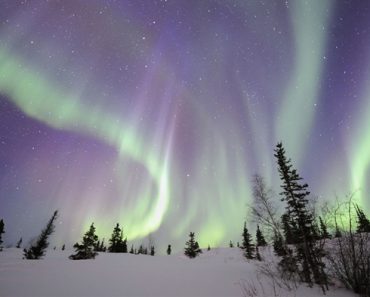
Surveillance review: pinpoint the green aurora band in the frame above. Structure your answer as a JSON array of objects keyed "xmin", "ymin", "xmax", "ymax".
[
  {"xmin": 0, "ymin": 47, "xmax": 172, "ymax": 240},
  {"xmin": 276, "ymin": 0, "xmax": 333, "ymax": 167}
]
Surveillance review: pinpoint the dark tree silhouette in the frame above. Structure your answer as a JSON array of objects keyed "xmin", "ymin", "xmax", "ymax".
[
  {"xmin": 274, "ymin": 142, "xmax": 327, "ymax": 289},
  {"xmin": 241, "ymin": 222, "xmax": 254, "ymax": 259},
  {"xmin": 184, "ymin": 232, "xmax": 202, "ymax": 258},
  {"xmin": 355, "ymin": 204, "xmax": 370, "ymax": 233},
  {"xmin": 108, "ymin": 223, "xmax": 127, "ymax": 253},
  {"xmin": 256, "ymin": 225, "xmax": 267, "ymax": 246},
  {"xmin": 24, "ymin": 210, "xmax": 58, "ymax": 259},
  {"xmin": 0, "ymin": 219, "xmax": 5, "ymax": 251},
  {"xmin": 167, "ymin": 244, "xmax": 171, "ymax": 255},
  {"xmin": 69, "ymin": 223, "xmax": 98, "ymax": 260},
  {"xmin": 150, "ymin": 246, "xmax": 155, "ymax": 256}
]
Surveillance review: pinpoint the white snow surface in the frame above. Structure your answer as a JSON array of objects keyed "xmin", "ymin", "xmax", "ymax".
[{"xmin": 0, "ymin": 247, "xmax": 356, "ymax": 297}]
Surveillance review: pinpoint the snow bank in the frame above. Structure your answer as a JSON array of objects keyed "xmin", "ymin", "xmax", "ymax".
[{"xmin": 0, "ymin": 247, "xmax": 355, "ymax": 297}]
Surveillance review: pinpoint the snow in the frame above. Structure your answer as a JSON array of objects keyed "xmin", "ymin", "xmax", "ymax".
[{"xmin": 0, "ymin": 247, "xmax": 356, "ymax": 297}]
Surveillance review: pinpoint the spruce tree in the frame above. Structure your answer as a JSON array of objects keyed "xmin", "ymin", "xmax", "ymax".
[
  {"xmin": 184, "ymin": 232, "xmax": 202, "ymax": 258},
  {"xmin": 130, "ymin": 245, "xmax": 134, "ymax": 254},
  {"xmin": 61, "ymin": 244, "xmax": 65, "ymax": 251},
  {"xmin": 256, "ymin": 225, "xmax": 267, "ymax": 246},
  {"xmin": 24, "ymin": 210, "xmax": 58, "ymax": 259},
  {"xmin": 137, "ymin": 244, "xmax": 144, "ymax": 254},
  {"xmin": 69, "ymin": 223, "xmax": 98, "ymax": 260},
  {"xmin": 274, "ymin": 142, "xmax": 327, "ymax": 288},
  {"xmin": 241, "ymin": 222, "xmax": 248, "ymax": 249},
  {"xmin": 0, "ymin": 219, "xmax": 4, "ymax": 251},
  {"xmin": 16, "ymin": 237, "xmax": 22, "ymax": 249},
  {"xmin": 355, "ymin": 204, "xmax": 370, "ymax": 233},
  {"xmin": 207, "ymin": 244, "xmax": 211, "ymax": 251},
  {"xmin": 229, "ymin": 240, "xmax": 234, "ymax": 248},
  {"xmin": 108, "ymin": 223, "xmax": 127, "ymax": 253},
  {"xmin": 150, "ymin": 246, "xmax": 155, "ymax": 256},
  {"xmin": 167, "ymin": 244, "xmax": 171, "ymax": 255},
  {"xmin": 241, "ymin": 223, "xmax": 254, "ymax": 259}
]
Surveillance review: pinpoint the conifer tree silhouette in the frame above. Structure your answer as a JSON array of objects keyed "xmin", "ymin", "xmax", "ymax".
[
  {"xmin": 0, "ymin": 219, "xmax": 5, "ymax": 251},
  {"xmin": 69, "ymin": 223, "xmax": 98, "ymax": 260},
  {"xmin": 256, "ymin": 225, "xmax": 267, "ymax": 246},
  {"xmin": 108, "ymin": 223, "xmax": 127, "ymax": 253},
  {"xmin": 184, "ymin": 232, "xmax": 202, "ymax": 258},
  {"xmin": 355, "ymin": 204, "xmax": 370, "ymax": 233},
  {"xmin": 24, "ymin": 210, "xmax": 58, "ymax": 259}
]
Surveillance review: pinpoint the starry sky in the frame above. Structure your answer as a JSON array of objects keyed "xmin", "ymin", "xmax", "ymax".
[{"xmin": 0, "ymin": 0, "xmax": 370, "ymax": 250}]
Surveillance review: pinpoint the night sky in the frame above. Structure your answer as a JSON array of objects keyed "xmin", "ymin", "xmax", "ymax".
[{"xmin": 0, "ymin": 0, "xmax": 370, "ymax": 250}]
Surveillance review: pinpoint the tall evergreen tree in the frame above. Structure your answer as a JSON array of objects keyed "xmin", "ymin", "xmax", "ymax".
[
  {"xmin": 167, "ymin": 244, "xmax": 171, "ymax": 255},
  {"xmin": 184, "ymin": 232, "xmax": 202, "ymax": 258},
  {"xmin": 229, "ymin": 240, "xmax": 234, "ymax": 248},
  {"xmin": 0, "ymin": 219, "xmax": 4, "ymax": 251},
  {"xmin": 256, "ymin": 225, "xmax": 267, "ymax": 246},
  {"xmin": 69, "ymin": 223, "xmax": 98, "ymax": 260},
  {"xmin": 274, "ymin": 142, "xmax": 327, "ymax": 288},
  {"xmin": 355, "ymin": 204, "xmax": 370, "ymax": 233},
  {"xmin": 61, "ymin": 244, "xmax": 65, "ymax": 251},
  {"xmin": 24, "ymin": 210, "xmax": 58, "ymax": 259},
  {"xmin": 241, "ymin": 222, "xmax": 254, "ymax": 259},
  {"xmin": 108, "ymin": 223, "xmax": 127, "ymax": 253},
  {"xmin": 130, "ymin": 245, "xmax": 134, "ymax": 254}
]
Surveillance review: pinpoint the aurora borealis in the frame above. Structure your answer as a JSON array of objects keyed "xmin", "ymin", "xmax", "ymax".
[{"xmin": 0, "ymin": 0, "xmax": 370, "ymax": 250}]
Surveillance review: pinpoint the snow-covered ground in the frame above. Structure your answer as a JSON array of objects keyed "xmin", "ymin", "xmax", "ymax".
[{"xmin": 0, "ymin": 247, "xmax": 356, "ymax": 297}]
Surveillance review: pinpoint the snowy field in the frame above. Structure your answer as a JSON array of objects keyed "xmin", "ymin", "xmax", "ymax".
[{"xmin": 0, "ymin": 247, "xmax": 356, "ymax": 297}]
